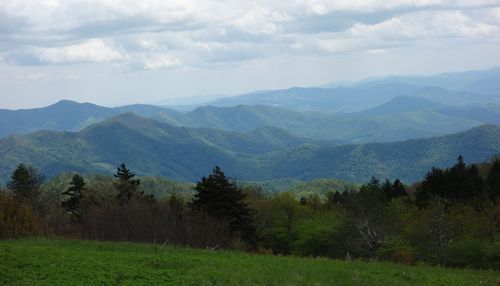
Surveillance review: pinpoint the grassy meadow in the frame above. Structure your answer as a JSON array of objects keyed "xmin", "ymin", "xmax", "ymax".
[{"xmin": 0, "ymin": 238, "xmax": 498, "ymax": 286}]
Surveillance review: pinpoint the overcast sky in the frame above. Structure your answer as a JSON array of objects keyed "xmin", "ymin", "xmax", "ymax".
[{"xmin": 1, "ymin": 0, "xmax": 500, "ymax": 109}]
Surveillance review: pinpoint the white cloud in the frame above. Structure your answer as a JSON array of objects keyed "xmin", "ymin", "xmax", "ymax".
[
  {"xmin": 348, "ymin": 10, "xmax": 499, "ymax": 41},
  {"xmin": 35, "ymin": 39, "xmax": 124, "ymax": 64},
  {"xmin": 0, "ymin": 0, "xmax": 499, "ymax": 69},
  {"xmin": 138, "ymin": 53, "xmax": 181, "ymax": 70}
]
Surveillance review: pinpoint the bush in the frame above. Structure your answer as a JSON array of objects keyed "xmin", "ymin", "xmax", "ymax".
[
  {"xmin": 483, "ymin": 241, "xmax": 500, "ymax": 270},
  {"xmin": 444, "ymin": 238, "xmax": 487, "ymax": 269},
  {"xmin": 0, "ymin": 191, "xmax": 39, "ymax": 238},
  {"xmin": 377, "ymin": 239, "xmax": 414, "ymax": 265}
]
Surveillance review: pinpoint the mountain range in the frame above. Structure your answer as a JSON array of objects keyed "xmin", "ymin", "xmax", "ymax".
[
  {"xmin": 1, "ymin": 67, "xmax": 499, "ymax": 184},
  {"xmin": 2, "ymin": 94, "xmax": 500, "ymax": 144},
  {"xmin": 1, "ymin": 113, "xmax": 499, "ymax": 184}
]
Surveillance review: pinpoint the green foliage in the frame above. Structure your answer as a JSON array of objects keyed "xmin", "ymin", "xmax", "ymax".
[
  {"xmin": 3, "ymin": 118, "xmax": 500, "ymax": 183},
  {"xmin": 261, "ymin": 192, "xmax": 309, "ymax": 254},
  {"xmin": 292, "ymin": 211, "xmax": 344, "ymax": 257},
  {"xmin": 1, "ymin": 238, "xmax": 499, "ymax": 286}
]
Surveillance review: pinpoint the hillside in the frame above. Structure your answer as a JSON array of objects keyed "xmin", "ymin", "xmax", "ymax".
[
  {"xmin": 2, "ymin": 239, "xmax": 497, "ymax": 286},
  {"xmin": 2, "ymin": 83, "xmax": 500, "ymax": 144},
  {"xmin": 206, "ymin": 68, "xmax": 500, "ymax": 112},
  {"xmin": 207, "ymin": 82, "xmax": 420, "ymax": 112},
  {"xmin": 155, "ymin": 103, "xmax": 495, "ymax": 143},
  {"xmin": 1, "ymin": 114, "xmax": 500, "ymax": 183},
  {"xmin": 0, "ymin": 100, "xmax": 174, "ymax": 138},
  {"xmin": 347, "ymin": 67, "xmax": 500, "ymax": 96}
]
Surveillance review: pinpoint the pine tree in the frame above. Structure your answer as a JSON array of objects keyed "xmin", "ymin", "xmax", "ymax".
[
  {"xmin": 7, "ymin": 164, "xmax": 43, "ymax": 203},
  {"xmin": 114, "ymin": 163, "xmax": 142, "ymax": 205},
  {"xmin": 487, "ymin": 159, "xmax": 500, "ymax": 199},
  {"xmin": 190, "ymin": 166, "xmax": 256, "ymax": 246},
  {"xmin": 392, "ymin": 178, "xmax": 407, "ymax": 197},
  {"xmin": 61, "ymin": 174, "xmax": 86, "ymax": 221},
  {"xmin": 381, "ymin": 179, "xmax": 393, "ymax": 201}
]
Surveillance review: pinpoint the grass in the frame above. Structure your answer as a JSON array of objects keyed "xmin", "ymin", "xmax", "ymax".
[{"xmin": 0, "ymin": 238, "xmax": 499, "ymax": 286}]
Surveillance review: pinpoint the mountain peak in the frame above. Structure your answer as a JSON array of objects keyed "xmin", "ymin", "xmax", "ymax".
[{"xmin": 360, "ymin": 95, "xmax": 441, "ymax": 115}]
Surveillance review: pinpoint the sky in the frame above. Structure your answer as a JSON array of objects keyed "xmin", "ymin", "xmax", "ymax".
[{"xmin": 1, "ymin": 0, "xmax": 500, "ymax": 109}]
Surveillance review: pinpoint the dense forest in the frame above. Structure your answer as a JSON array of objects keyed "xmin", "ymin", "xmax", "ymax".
[{"xmin": 1, "ymin": 155, "xmax": 499, "ymax": 269}]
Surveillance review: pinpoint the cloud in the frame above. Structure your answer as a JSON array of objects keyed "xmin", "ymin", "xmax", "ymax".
[
  {"xmin": 34, "ymin": 39, "xmax": 124, "ymax": 64},
  {"xmin": 132, "ymin": 53, "xmax": 181, "ymax": 70},
  {"xmin": 348, "ymin": 10, "xmax": 499, "ymax": 40},
  {"xmin": 0, "ymin": 0, "xmax": 499, "ymax": 69}
]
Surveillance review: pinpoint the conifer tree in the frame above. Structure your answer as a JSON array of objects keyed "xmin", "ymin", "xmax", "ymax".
[
  {"xmin": 114, "ymin": 163, "xmax": 142, "ymax": 205},
  {"xmin": 7, "ymin": 164, "xmax": 43, "ymax": 203},
  {"xmin": 487, "ymin": 159, "xmax": 500, "ymax": 199},
  {"xmin": 392, "ymin": 178, "xmax": 407, "ymax": 197},
  {"xmin": 62, "ymin": 174, "xmax": 86, "ymax": 221},
  {"xmin": 190, "ymin": 166, "xmax": 256, "ymax": 246}
]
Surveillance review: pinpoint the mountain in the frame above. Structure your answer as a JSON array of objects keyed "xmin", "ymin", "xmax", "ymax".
[
  {"xmin": 0, "ymin": 100, "xmax": 175, "ymax": 138},
  {"xmin": 3, "ymin": 98, "xmax": 500, "ymax": 144},
  {"xmin": 203, "ymin": 68, "xmax": 500, "ymax": 112},
  {"xmin": 1, "ymin": 114, "xmax": 499, "ymax": 184},
  {"xmin": 359, "ymin": 96, "xmax": 443, "ymax": 115},
  {"xmin": 2, "ymin": 68, "xmax": 499, "ymax": 140},
  {"xmin": 334, "ymin": 67, "xmax": 500, "ymax": 96},
  {"xmin": 207, "ymin": 82, "xmax": 420, "ymax": 113},
  {"xmin": 0, "ymin": 114, "xmax": 311, "ymax": 183},
  {"xmin": 153, "ymin": 102, "xmax": 499, "ymax": 143}
]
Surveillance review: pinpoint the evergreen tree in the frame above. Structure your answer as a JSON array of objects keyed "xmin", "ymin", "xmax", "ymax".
[
  {"xmin": 487, "ymin": 159, "xmax": 500, "ymax": 199},
  {"xmin": 61, "ymin": 174, "xmax": 86, "ymax": 221},
  {"xmin": 392, "ymin": 178, "xmax": 407, "ymax": 197},
  {"xmin": 190, "ymin": 166, "xmax": 256, "ymax": 246},
  {"xmin": 416, "ymin": 156, "xmax": 484, "ymax": 205},
  {"xmin": 366, "ymin": 176, "xmax": 381, "ymax": 192},
  {"xmin": 114, "ymin": 163, "xmax": 142, "ymax": 205},
  {"xmin": 7, "ymin": 164, "xmax": 43, "ymax": 203},
  {"xmin": 381, "ymin": 179, "xmax": 393, "ymax": 200}
]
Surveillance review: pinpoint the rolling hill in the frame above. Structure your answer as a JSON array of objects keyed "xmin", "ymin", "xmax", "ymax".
[
  {"xmin": 0, "ymin": 100, "xmax": 175, "ymax": 138},
  {"xmin": 205, "ymin": 68, "xmax": 500, "ymax": 112},
  {"xmin": 2, "ymin": 95, "xmax": 500, "ymax": 144},
  {"xmin": 1, "ymin": 114, "xmax": 499, "ymax": 184}
]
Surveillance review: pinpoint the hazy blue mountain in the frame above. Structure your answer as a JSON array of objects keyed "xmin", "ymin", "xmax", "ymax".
[
  {"xmin": 152, "ymin": 102, "xmax": 494, "ymax": 143},
  {"xmin": 1, "ymin": 114, "xmax": 499, "ymax": 184},
  {"xmin": 345, "ymin": 67, "xmax": 500, "ymax": 97},
  {"xmin": 0, "ymin": 100, "xmax": 176, "ymax": 138},
  {"xmin": 359, "ymin": 96, "xmax": 443, "ymax": 115},
  {"xmin": 0, "ymin": 100, "xmax": 111, "ymax": 137},
  {"xmin": 207, "ymin": 82, "xmax": 420, "ymax": 113},
  {"xmin": 3, "ymin": 97, "xmax": 500, "ymax": 144},
  {"xmin": 202, "ymin": 68, "xmax": 500, "ymax": 113}
]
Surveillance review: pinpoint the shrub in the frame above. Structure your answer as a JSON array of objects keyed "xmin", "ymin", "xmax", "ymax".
[{"xmin": 0, "ymin": 191, "xmax": 39, "ymax": 238}]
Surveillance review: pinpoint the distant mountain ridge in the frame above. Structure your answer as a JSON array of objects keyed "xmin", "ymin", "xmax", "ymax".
[
  {"xmin": 1, "ymin": 114, "xmax": 499, "ymax": 184},
  {"xmin": 2, "ymin": 94, "xmax": 500, "ymax": 144},
  {"xmin": 1, "ymin": 67, "xmax": 500, "ymax": 143}
]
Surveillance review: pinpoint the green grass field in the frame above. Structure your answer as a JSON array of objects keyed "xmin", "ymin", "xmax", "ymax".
[{"xmin": 0, "ymin": 238, "xmax": 498, "ymax": 286}]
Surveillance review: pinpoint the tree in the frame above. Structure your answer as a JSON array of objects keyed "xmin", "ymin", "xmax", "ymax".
[
  {"xmin": 392, "ymin": 179, "xmax": 407, "ymax": 197},
  {"xmin": 487, "ymin": 159, "xmax": 500, "ymax": 199},
  {"xmin": 61, "ymin": 174, "xmax": 86, "ymax": 221},
  {"xmin": 114, "ymin": 163, "xmax": 142, "ymax": 205},
  {"xmin": 382, "ymin": 178, "xmax": 407, "ymax": 201},
  {"xmin": 7, "ymin": 164, "xmax": 43, "ymax": 204},
  {"xmin": 416, "ymin": 156, "xmax": 484, "ymax": 205},
  {"xmin": 190, "ymin": 166, "xmax": 256, "ymax": 247}
]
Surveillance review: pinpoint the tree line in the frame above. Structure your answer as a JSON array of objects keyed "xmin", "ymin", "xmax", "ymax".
[{"xmin": 0, "ymin": 156, "xmax": 499, "ymax": 269}]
